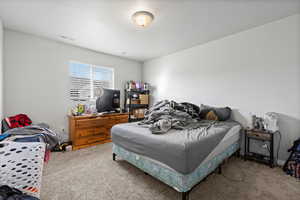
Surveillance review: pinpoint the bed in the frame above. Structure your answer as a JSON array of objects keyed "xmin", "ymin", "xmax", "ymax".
[{"xmin": 111, "ymin": 120, "xmax": 241, "ymax": 200}]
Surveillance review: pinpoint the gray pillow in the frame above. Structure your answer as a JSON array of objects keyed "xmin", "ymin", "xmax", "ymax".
[{"xmin": 199, "ymin": 104, "xmax": 231, "ymax": 121}]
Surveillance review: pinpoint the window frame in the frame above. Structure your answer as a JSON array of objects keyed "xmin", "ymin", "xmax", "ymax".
[{"xmin": 69, "ymin": 60, "xmax": 115, "ymax": 101}]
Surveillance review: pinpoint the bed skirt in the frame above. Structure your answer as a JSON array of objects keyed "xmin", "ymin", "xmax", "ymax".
[{"xmin": 112, "ymin": 142, "xmax": 239, "ymax": 192}]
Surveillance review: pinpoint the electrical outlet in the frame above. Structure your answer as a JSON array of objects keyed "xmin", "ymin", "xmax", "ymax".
[{"xmin": 262, "ymin": 144, "xmax": 268, "ymax": 149}]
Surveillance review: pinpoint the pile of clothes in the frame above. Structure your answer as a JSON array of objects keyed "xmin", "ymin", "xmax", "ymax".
[
  {"xmin": 0, "ymin": 114, "xmax": 59, "ymax": 157},
  {"xmin": 0, "ymin": 114, "xmax": 59, "ymax": 199},
  {"xmin": 138, "ymin": 100, "xmax": 202, "ymax": 134},
  {"xmin": 1, "ymin": 114, "xmax": 33, "ymax": 132},
  {"xmin": 0, "ymin": 185, "xmax": 39, "ymax": 200},
  {"xmin": 283, "ymin": 138, "xmax": 300, "ymax": 179}
]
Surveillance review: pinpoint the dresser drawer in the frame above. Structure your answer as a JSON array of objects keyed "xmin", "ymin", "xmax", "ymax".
[
  {"xmin": 76, "ymin": 118, "xmax": 108, "ymax": 128},
  {"xmin": 118, "ymin": 118, "xmax": 129, "ymax": 123},
  {"xmin": 115, "ymin": 115, "xmax": 128, "ymax": 120},
  {"xmin": 111, "ymin": 115, "xmax": 128, "ymax": 124},
  {"xmin": 76, "ymin": 127, "xmax": 107, "ymax": 138},
  {"xmin": 74, "ymin": 135, "xmax": 107, "ymax": 146},
  {"xmin": 105, "ymin": 115, "xmax": 127, "ymax": 125},
  {"xmin": 246, "ymin": 131, "xmax": 271, "ymax": 140}
]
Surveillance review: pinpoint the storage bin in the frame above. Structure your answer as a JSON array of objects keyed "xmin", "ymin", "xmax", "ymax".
[
  {"xmin": 139, "ymin": 94, "xmax": 149, "ymax": 104},
  {"xmin": 0, "ymin": 141, "xmax": 45, "ymax": 198},
  {"xmin": 131, "ymin": 99, "xmax": 140, "ymax": 104},
  {"xmin": 133, "ymin": 108, "xmax": 146, "ymax": 119}
]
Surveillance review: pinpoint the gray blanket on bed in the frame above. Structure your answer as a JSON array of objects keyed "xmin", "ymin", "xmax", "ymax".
[
  {"xmin": 138, "ymin": 100, "xmax": 202, "ymax": 134},
  {"xmin": 112, "ymin": 120, "xmax": 241, "ymax": 174}
]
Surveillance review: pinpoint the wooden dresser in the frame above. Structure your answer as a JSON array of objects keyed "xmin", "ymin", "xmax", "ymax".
[{"xmin": 69, "ymin": 113, "xmax": 128, "ymax": 150}]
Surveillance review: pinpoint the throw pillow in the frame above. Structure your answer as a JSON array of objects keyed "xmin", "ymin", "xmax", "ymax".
[{"xmin": 205, "ymin": 110, "xmax": 219, "ymax": 121}]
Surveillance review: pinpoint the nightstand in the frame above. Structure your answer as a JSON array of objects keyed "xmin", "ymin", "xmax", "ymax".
[{"xmin": 244, "ymin": 129, "xmax": 278, "ymax": 168}]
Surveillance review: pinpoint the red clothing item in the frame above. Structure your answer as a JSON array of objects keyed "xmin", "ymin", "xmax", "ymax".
[
  {"xmin": 44, "ymin": 150, "xmax": 51, "ymax": 163},
  {"xmin": 5, "ymin": 114, "xmax": 32, "ymax": 129}
]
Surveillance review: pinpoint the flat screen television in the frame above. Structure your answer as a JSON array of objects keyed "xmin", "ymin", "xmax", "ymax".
[{"xmin": 96, "ymin": 89, "xmax": 120, "ymax": 113}]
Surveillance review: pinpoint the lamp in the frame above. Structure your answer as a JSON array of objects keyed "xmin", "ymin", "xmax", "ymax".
[{"xmin": 132, "ymin": 11, "xmax": 154, "ymax": 27}]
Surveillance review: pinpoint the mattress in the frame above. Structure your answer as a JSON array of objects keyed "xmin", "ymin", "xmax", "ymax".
[
  {"xmin": 112, "ymin": 141, "xmax": 240, "ymax": 192},
  {"xmin": 201, "ymin": 124, "xmax": 241, "ymax": 164},
  {"xmin": 111, "ymin": 120, "xmax": 241, "ymax": 174}
]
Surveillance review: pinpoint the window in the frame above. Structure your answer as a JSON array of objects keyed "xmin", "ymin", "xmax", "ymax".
[{"xmin": 69, "ymin": 61, "xmax": 114, "ymax": 101}]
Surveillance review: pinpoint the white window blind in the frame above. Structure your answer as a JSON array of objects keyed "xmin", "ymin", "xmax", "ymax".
[{"xmin": 69, "ymin": 62, "xmax": 114, "ymax": 101}]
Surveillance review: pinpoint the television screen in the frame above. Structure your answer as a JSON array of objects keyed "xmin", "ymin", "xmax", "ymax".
[{"xmin": 96, "ymin": 89, "xmax": 120, "ymax": 113}]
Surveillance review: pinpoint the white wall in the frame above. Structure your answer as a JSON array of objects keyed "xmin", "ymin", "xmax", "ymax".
[
  {"xmin": 0, "ymin": 19, "xmax": 3, "ymax": 122},
  {"xmin": 4, "ymin": 30, "xmax": 142, "ymax": 139},
  {"xmin": 143, "ymin": 14, "xmax": 300, "ymax": 162}
]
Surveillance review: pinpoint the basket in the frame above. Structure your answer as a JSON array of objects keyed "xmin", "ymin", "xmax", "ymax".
[{"xmin": 0, "ymin": 141, "xmax": 45, "ymax": 197}]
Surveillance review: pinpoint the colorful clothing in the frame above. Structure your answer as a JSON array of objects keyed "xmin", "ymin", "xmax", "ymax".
[
  {"xmin": 5, "ymin": 114, "xmax": 32, "ymax": 129},
  {"xmin": 284, "ymin": 138, "xmax": 300, "ymax": 179}
]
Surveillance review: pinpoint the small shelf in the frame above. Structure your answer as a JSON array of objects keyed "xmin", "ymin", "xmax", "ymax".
[
  {"xmin": 126, "ymin": 89, "xmax": 150, "ymax": 93},
  {"xmin": 244, "ymin": 153, "xmax": 271, "ymax": 165},
  {"xmin": 124, "ymin": 88, "xmax": 150, "ymax": 122},
  {"xmin": 126, "ymin": 104, "xmax": 149, "ymax": 109},
  {"xmin": 244, "ymin": 129, "xmax": 277, "ymax": 168},
  {"xmin": 246, "ymin": 133, "xmax": 271, "ymax": 141}
]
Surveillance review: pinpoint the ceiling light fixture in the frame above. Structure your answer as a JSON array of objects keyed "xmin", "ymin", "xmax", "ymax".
[{"xmin": 132, "ymin": 11, "xmax": 154, "ymax": 27}]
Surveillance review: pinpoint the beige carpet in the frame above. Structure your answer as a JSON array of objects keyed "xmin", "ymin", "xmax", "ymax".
[{"xmin": 41, "ymin": 143, "xmax": 300, "ymax": 200}]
